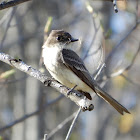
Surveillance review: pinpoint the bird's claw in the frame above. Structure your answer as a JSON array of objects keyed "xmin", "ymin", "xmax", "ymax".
[
  {"xmin": 66, "ymin": 85, "xmax": 77, "ymax": 97},
  {"xmin": 9, "ymin": 58, "xmax": 22, "ymax": 64}
]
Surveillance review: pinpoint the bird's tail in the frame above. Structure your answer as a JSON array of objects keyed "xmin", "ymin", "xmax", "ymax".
[{"xmin": 95, "ymin": 87, "xmax": 130, "ymax": 115}]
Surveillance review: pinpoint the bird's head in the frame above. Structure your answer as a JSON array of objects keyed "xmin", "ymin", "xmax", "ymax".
[{"xmin": 46, "ymin": 30, "xmax": 78, "ymax": 49}]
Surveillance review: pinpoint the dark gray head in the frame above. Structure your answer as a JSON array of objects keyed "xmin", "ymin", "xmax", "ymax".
[{"xmin": 46, "ymin": 30, "xmax": 78, "ymax": 47}]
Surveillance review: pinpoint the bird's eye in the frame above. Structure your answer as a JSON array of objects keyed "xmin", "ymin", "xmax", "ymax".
[{"xmin": 56, "ymin": 36, "xmax": 61, "ymax": 41}]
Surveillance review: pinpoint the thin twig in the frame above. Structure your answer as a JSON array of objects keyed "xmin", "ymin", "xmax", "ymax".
[
  {"xmin": 107, "ymin": 44, "xmax": 140, "ymax": 78},
  {"xmin": 43, "ymin": 134, "xmax": 48, "ymax": 140},
  {"xmin": 0, "ymin": 0, "xmax": 31, "ymax": 10},
  {"xmin": 46, "ymin": 111, "xmax": 77, "ymax": 140},
  {"xmin": 0, "ymin": 7, "xmax": 16, "ymax": 49},
  {"xmin": 65, "ymin": 108, "xmax": 81, "ymax": 140},
  {"xmin": 94, "ymin": 63, "xmax": 106, "ymax": 80},
  {"xmin": 0, "ymin": 9, "xmax": 12, "ymax": 26}
]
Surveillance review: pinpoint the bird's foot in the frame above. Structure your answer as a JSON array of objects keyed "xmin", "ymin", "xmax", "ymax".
[
  {"xmin": 67, "ymin": 85, "xmax": 77, "ymax": 97},
  {"xmin": 9, "ymin": 58, "xmax": 22, "ymax": 64}
]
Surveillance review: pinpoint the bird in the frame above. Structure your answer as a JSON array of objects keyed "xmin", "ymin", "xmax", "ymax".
[{"xmin": 42, "ymin": 30, "xmax": 130, "ymax": 115}]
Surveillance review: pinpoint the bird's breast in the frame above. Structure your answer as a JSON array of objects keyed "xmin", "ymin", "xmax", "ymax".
[
  {"xmin": 42, "ymin": 46, "xmax": 94, "ymax": 96},
  {"xmin": 42, "ymin": 46, "xmax": 60, "ymax": 72}
]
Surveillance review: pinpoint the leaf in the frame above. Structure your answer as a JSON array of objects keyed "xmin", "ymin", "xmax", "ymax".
[
  {"xmin": 0, "ymin": 69, "xmax": 15, "ymax": 79},
  {"xmin": 117, "ymin": 0, "xmax": 127, "ymax": 10}
]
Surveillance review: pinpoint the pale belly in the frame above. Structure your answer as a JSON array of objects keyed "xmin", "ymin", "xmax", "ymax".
[{"xmin": 42, "ymin": 46, "xmax": 95, "ymax": 96}]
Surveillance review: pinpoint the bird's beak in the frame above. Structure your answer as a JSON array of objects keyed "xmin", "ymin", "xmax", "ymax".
[{"xmin": 70, "ymin": 37, "xmax": 79, "ymax": 42}]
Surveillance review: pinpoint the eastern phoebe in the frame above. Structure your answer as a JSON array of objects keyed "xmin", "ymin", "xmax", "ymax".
[{"xmin": 42, "ymin": 30, "xmax": 130, "ymax": 115}]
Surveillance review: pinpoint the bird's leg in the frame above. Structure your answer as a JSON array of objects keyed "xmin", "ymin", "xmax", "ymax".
[
  {"xmin": 67, "ymin": 85, "xmax": 77, "ymax": 96},
  {"xmin": 9, "ymin": 58, "xmax": 22, "ymax": 64}
]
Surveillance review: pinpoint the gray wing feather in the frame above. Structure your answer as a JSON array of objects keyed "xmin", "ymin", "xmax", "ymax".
[
  {"xmin": 61, "ymin": 49, "xmax": 96, "ymax": 93},
  {"xmin": 61, "ymin": 49, "xmax": 130, "ymax": 115}
]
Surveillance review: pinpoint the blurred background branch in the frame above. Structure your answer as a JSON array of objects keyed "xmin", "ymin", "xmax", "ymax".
[
  {"xmin": 0, "ymin": 95, "xmax": 63, "ymax": 132},
  {"xmin": 0, "ymin": 0, "xmax": 31, "ymax": 10},
  {"xmin": 0, "ymin": 0, "xmax": 140, "ymax": 140}
]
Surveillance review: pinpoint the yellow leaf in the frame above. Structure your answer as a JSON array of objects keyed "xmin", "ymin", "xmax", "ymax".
[
  {"xmin": 0, "ymin": 69, "xmax": 15, "ymax": 79},
  {"xmin": 117, "ymin": 0, "xmax": 127, "ymax": 10},
  {"xmin": 119, "ymin": 113, "xmax": 134, "ymax": 133},
  {"xmin": 113, "ymin": 72, "xmax": 127, "ymax": 89}
]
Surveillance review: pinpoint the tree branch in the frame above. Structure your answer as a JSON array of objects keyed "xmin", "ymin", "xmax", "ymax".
[
  {"xmin": 0, "ymin": 7, "xmax": 16, "ymax": 49},
  {"xmin": 46, "ymin": 111, "xmax": 77, "ymax": 140},
  {"xmin": 65, "ymin": 108, "xmax": 81, "ymax": 140},
  {"xmin": 0, "ymin": 52, "xmax": 94, "ymax": 111},
  {"xmin": 0, "ymin": 0, "xmax": 31, "ymax": 10}
]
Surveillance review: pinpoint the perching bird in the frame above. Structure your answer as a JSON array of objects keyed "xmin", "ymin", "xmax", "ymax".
[{"xmin": 42, "ymin": 30, "xmax": 130, "ymax": 115}]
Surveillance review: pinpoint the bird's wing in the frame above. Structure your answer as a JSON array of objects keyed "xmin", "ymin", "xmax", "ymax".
[
  {"xmin": 61, "ymin": 49, "xmax": 97, "ymax": 92},
  {"xmin": 61, "ymin": 49, "xmax": 130, "ymax": 115}
]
